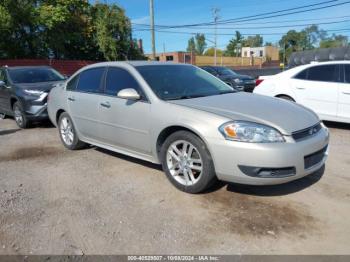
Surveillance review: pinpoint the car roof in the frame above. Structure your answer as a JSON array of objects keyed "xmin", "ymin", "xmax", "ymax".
[{"xmin": 83, "ymin": 61, "xmax": 193, "ymax": 68}]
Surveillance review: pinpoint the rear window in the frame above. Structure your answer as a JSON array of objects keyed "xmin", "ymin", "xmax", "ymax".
[{"xmin": 8, "ymin": 67, "xmax": 64, "ymax": 84}]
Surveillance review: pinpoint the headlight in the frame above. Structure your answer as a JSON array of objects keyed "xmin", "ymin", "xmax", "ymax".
[
  {"xmin": 24, "ymin": 89, "xmax": 44, "ymax": 96},
  {"xmin": 219, "ymin": 121, "xmax": 285, "ymax": 143},
  {"xmin": 234, "ymin": 78, "xmax": 244, "ymax": 84}
]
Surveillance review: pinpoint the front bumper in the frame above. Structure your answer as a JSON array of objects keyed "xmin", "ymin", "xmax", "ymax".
[
  {"xmin": 208, "ymin": 127, "xmax": 329, "ymax": 185},
  {"xmin": 22, "ymin": 93, "xmax": 49, "ymax": 120}
]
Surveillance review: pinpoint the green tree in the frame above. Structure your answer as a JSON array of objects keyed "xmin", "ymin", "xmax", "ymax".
[
  {"xmin": 0, "ymin": 0, "xmax": 145, "ymax": 60},
  {"xmin": 243, "ymin": 34, "xmax": 263, "ymax": 47},
  {"xmin": 186, "ymin": 37, "xmax": 196, "ymax": 53},
  {"xmin": 320, "ymin": 34, "xmax": 348, "ymax": 48},
  {"xmin": 224, "ymin": 31, "xmax": 243, "ymax": 57},
  {"xmin": 195, "ymin": 33, "xmax": 206, "ymax": 55},
  {"xmin": 203, "ymin": 47, "xmax": 223, "ymax": 56}
]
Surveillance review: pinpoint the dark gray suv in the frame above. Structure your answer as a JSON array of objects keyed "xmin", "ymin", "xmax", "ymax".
[
  {"xmin": 201, "ymin": 66, "xmax": 256, "ymax": 92},
  {"xmin": 0, "ymin": 66, "xmax": 65, "ymax": 128}
]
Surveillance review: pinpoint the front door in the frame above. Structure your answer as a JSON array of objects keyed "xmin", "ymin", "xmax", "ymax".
[{"xmin": 98, "ymin": 67, "xmax": 152, "ymax": 155}]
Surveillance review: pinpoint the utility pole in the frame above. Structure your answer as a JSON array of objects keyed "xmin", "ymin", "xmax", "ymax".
[
  {"xmin": 212, "ymin": 8, "xmax": 220, "ymax": 66},
  {"xmin": 150, "ymin": 0, "xmax": 156, "ymax": 60}
]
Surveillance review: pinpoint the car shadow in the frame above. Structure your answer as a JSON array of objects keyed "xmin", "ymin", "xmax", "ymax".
[
  {"xmin": 0, "ymin": 128, "xmax": 20, "ymax": 136},
  {"xmin": 95, "ymin": 146, "xmax": 325, "ymax": 197},
  {"xmin": 323, "ymin": 121, "xmax": 350, "ymax": 130},
  {"xmin": 95, "ymin": 147, "xmax": 162, "ymax": 171},
  {"xmin": 210, "ymin": 165, "xmax": 325, "ymax": 197}
]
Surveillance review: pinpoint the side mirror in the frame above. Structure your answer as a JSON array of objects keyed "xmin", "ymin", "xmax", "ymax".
[
  {"xmin": 117, "ymin": 88, "xmax": 141, "ymax": 101},
  {"xmin": 0, "ymin": 80, "xmax": 5, "ymax": 87}
]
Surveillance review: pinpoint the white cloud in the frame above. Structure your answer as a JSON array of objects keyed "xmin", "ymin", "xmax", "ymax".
[{"xmin": 131, "ymin": 16, "xmax": 150, "ymax": 24}]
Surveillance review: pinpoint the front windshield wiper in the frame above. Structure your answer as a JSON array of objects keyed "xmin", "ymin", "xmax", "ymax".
[
  {"xmin": 166, "ymin": 94, "xmax": 210, "ymax": 101},
  {"xmin": 219, "ymin": 90, "xmax": 237, "ymax": 95}
]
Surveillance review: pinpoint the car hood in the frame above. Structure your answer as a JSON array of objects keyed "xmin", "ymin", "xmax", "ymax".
[
  {"xmin": 16, "ymin": 81, "xmax": 65, "ymax": 92},
  {"xmin": 169, "ymin": 92, "xmax": 319, "ymax": 135}
]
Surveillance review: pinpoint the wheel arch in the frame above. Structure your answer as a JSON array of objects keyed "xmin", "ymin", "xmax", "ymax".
[
  {"xmin": 56, "ymin": 109, "xmax": 66, "ymax": 125},
  {"xmin": 155, "ymin": 125, "xmax": 213, "ymax": 163},
  {"xmin": 275, "ymin": 94, "xmax": 296, "ymax": 102}
]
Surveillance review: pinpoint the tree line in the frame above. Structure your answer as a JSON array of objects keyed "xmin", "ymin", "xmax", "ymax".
[
  {"xmin": 0, "ymin": 0, "xmax": 145, "ymax": 60},
  {"xmin": 186, "ymin": 25, "xmax": 349, "ymax": 62}
]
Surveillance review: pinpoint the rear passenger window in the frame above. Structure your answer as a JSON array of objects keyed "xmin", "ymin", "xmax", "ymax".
[
  {"xmin": 66, "ymin": 75, "xmax": 79, "ymax": 91},
  {"xmin": 76, "ymin": 67, "xmax": 105, "ymax": 93},
  {"xmin": 105, "ymin": 67, "xmax": 144, "ymax": 98},
  {"xmin": 307, "ymin": 65, "xmax": 339, "ymax": 82},
  {"xmin": 344, "ymin": 65, "xmax": 350, "ymax": 83},
  {"xmin": 294, "ymin": 69, "xmax": 308, "ymax": 80}
]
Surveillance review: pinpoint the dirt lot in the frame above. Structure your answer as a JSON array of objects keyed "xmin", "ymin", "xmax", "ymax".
[{"xmin": 0, "ymin": 118, "xmax": 349, "ymax": 255}]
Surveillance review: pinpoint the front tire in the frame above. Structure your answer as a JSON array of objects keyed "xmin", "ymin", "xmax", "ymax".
[
  {"xmin": 58, "ymin": 112, "xmax": 86, "ymax": 150},
  {"xmin": 13, "ymin": 102, "xmax": 29, "ymax": 128},
  {"xmin": 160, "ymin": 131, "xmax": 217, "ymax": 194}
]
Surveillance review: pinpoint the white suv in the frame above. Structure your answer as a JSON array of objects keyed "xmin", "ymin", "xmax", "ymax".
[{"xmin": 254, "ymin": 61, "xmax": 350, "ymax": 124}]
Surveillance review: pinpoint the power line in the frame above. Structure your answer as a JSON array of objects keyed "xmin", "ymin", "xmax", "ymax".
[
  {"xmin": 133, "ymin": 28, "xmax": 350, "ymax": 36},
  {"xmin": 132, "ymin": 0, "xmax": 349, "ymax": 29}
]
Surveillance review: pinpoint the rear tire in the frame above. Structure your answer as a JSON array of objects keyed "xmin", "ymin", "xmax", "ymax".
[
  {"xmin": 13, "ymin": 102, "xmax": 30, "ymax": 128},
  {"xmin": 58, "ymin": 112, "xmax": 86, "ymax": 150},
  {"xmin": 160, "ymin": 131, "xmax": 217, "ymax": 194}
]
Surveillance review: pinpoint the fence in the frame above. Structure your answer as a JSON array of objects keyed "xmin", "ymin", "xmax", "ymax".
[
  {"xmin": 195, "ymin": 56, "xmax": 265, "ymax": 67},
  {"xmin": 0, "ymin": 59, "xmax": 96, "ymax": 76}
]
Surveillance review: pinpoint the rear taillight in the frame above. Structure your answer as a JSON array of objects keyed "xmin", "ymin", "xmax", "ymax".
[{"xmin": 255, "ymin": 79, "xmax": 264, "ymax": 86}]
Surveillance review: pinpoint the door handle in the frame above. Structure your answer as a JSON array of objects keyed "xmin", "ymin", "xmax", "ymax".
[
  {"xmin": 296, "ymin": 86, "xmax": 305, "ymax": 90},
  {"xmin": 342, "ymin": 91, "xmax": 350, "ymax": 95},
  {"xmin": 68, "ymin": 97, "xmax": 75, "ymax": 101},
  {"xmin": 100, "ymin": 102, "xmax": 111, "ymax": 108}
]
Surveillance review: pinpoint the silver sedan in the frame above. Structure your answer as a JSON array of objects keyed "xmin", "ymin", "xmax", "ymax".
[{"xmin": 48, "ymin": 62, "xmax": 329, "ymax": 193}]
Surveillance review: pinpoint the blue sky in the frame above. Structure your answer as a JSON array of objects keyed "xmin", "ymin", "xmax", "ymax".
[{"xmin": 108, "ymin": 0, "xmax": 350, "ymax": 54}]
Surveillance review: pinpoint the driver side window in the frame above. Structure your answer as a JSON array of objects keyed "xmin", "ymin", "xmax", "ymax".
[{"xmin": 105, "ymin": 67, "xmax": 146, "ymax": 101}]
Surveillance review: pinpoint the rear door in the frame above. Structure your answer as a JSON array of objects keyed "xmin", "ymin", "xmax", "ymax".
[
  {"xmin": 98, "ymin": 66, "xmax": 152, "ymax": 154},
  {"xmin": 338, "ymin": 64, "xmax": 350, "ymax": 121},
  {"xmin": 291, "ymin": 64, "xmax": 339, "ymax": 118},
  {"xmin": 66, "ymin": 67, "xmax": 106, "ymax": 141}
]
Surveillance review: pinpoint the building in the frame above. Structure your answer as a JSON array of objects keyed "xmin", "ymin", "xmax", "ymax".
[
  {"xmin": 146, "ymin": 52, "xmax": 195, "ymax": 64},
  {"xmin": 241, "ymin": 46, "xmax": 279, "ymax": 61}
]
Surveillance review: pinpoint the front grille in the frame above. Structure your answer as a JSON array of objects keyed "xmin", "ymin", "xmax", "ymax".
[
  {"xmin": 292, "ymin": 123, "xmax": 322, "ymax": 141},
  {"xmin": 304, "ymin": 145, "xmax": 328, "ymax": 169}
]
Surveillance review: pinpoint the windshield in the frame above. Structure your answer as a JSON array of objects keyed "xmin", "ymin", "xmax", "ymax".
[
  {"xmin": 8, "ymin": 68, "xmax": 65, "ymax": 84},
  {"xmin": 218, "ymin": 67, "xmax": 238, "ymax": 76},
  {"xmin": 136, "ymin": 65, "xmax": 235, "ymax": 100}
]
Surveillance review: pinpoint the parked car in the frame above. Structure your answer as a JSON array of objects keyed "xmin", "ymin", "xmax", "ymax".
[
  {"xmin": 254, "ymin": 61, "xmax": 350, "ymax": 124},
  {"xmin": 0, "ymin": 66, "xmax": 66, "ymax": 128},
  {"xmin": 48, "ymin": 62, "xmax": 329, "ymax": 194},
  {"xmin": 200, "ymin": 66, "xmax": 256, "ymax": 92}
]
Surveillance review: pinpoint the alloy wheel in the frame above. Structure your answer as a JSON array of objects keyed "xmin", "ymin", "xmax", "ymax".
[
  {"xmin": 60, "ymin": 117, "xmax": 74, "ymax": 146},
  {"xmin": 166, "ymin": 140, "xmax": 203, "ymax": 186},
  {"xmin": 14, "ymin": 106, "xmax": 23, "ymax": 126}
]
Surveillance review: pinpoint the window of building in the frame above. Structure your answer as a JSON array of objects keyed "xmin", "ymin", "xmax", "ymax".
[
  {"xmin": 166, "ymin": 56, "xmax": 174, "ymax": 61},
  {"xmin": 259, "ymin": 50, "xmax": 263, "ymax": 57}
]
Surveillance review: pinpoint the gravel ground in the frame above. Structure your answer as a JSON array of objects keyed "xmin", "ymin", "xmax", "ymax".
[{"xmin": 0, "ymin": 118, "xmax": 349, "ymax": 255}]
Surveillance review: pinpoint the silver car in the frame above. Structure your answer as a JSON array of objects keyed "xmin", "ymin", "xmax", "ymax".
[{"xmin": 48, "ymin": 62, "xmax": 329, "ymax": 193}]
